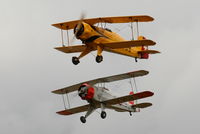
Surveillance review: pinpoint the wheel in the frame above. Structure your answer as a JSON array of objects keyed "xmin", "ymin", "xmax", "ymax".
[
  {"xmin": 96, "ymin": 55, "xmax": 103, "ymax": 63},
  {"xmin": 72, "ymin": 57, "xmax": 80, "ymax": 65},
  {"xmin": 80, "ymin": 116, "xmax": 86, "ymax": 123},
  {"xmin": 101, "ymin": 111, "xmax": 106, "ymax": 119}
]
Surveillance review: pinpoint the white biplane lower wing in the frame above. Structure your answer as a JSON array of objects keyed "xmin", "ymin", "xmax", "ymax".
[
  {"xmin": 102, "ymin": 91, "xmax": 153, "ymax": 106},
  {"xmin": 52, "ymin": 70, "xmax": 148, "ymax": 94},
  {"xmin": 102, "ymin": 40, "xmax": 156, "ymax": 49},
  {"xmin": 107, "ymin": 102, "xmax": 152, "ymax": 112},
  {"xmin": 56, "ymin": 104, "xmax": 90, "ymax": 115}
]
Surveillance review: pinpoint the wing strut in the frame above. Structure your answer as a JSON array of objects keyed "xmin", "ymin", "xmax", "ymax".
[
  {"xmin": 61, "ymin": 93, "xmax": 71, "ymax": 109},
  {"xmin": 60, "ymin": 24, "xmax": 65, "ymax": 47},
  {"xmin": 66, "ymin": 26, "xmax": 70, "ymax": 46},
  {"xmin": 136, "ymin": 21, "xmax": 139, "ymax": 38}
]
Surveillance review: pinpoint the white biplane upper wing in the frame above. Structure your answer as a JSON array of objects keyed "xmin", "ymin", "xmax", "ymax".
[
  {"xmin": 52, "ymin": 15, "xmax": 154, "ymax": 30},
  {"xmin": 52, "ymin": 70, "xmax": 149, "ymax": 95}
]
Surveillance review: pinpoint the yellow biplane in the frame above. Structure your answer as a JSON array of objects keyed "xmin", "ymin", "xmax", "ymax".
[{"xmin": 52, "ymin": 15, "xmax": 160, "ymax": 65}]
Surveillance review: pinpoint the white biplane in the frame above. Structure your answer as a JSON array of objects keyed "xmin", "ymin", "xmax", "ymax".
[{"xmin": 52, "ymin": 70, "xmax": 154, "ymax": 123}]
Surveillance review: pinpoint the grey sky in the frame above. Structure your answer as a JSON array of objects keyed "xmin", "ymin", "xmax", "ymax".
[{"xmin": 1, "ymin": 0, "xmax": 200, "ymax": 133}]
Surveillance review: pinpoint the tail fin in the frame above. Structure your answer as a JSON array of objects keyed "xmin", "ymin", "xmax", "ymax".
[{"xmin": 130, "ymin": 36, "xmax": 149, "ymax": 59}]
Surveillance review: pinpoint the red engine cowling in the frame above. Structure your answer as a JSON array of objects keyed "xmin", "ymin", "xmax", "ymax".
[{"xmin": 78, "ymin": 83, "xmax": 95, "ymax": 100}]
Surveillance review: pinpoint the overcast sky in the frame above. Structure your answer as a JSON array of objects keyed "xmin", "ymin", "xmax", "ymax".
[{"xmin": 1, "ymin": 0, "xmax": 200, "ymax": 134}]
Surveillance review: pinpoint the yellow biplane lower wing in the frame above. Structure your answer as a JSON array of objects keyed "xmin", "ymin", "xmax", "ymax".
[
  {"xmin": 102, "ymin": 40, "xmax": 156, "ymax": 49},
  {"xmin": 55, "ymin": 45, "xmax": 86, "ymax": 53},
  {"xmin": 54, "ymin": 40, "xmax": 156, "ymax": 54}
]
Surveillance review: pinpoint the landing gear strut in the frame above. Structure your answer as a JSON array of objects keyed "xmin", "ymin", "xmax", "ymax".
[
  {"xmin": 72, "ymin": 57, "xmax": 80, "ymax": 65},
  {"xmin": 96, "ymin": 55, "xmax": 103, "ymax": 63},
  {"xmin": 101, "ymin": 111, "xmax": 107, "ymax": 119},
  {"xmin": 135, "ymin": 58, "xmax": 138, "ymax": 62},
  {"xmin": 80, "ymin": 116, "xmax": 86, "ymax": 123}
]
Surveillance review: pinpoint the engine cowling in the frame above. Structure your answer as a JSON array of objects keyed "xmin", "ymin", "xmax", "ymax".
[{"xmin": 78, "ymin": 83, "xmax": 95, "ymax": 100}]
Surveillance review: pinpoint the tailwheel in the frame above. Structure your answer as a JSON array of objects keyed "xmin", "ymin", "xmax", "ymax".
[
  {"xmin": 101, "ymin": 111, "xmax": 107, "ymax": 119},
  {"xmin": 80, "ymin": 116, "xmax": 86, "ymax": 123},
  {"xmin": 96, "ymin": 55, "xmax": 103, "ymax": 63},
  {"xmin": 135, "ymin": 58, "xmax": 138, "ymax": 62},
  {"xmin": 72, "ymin": 57, "xmax": 80, "ymax": 65}
]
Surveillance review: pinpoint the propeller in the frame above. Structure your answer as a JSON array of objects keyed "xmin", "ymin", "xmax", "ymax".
[{"xmin": 69, "ymin": 13, "xmax": 86, "ymax": 44}]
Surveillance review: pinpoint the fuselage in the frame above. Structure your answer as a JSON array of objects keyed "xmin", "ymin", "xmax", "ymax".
[
  {"xmin": 78, "ymin": 83, "xmax": 136, "ymax": 112},
  {"xmin": 74, "ymin": 22, "xmax": 145, "ymax": 58}
]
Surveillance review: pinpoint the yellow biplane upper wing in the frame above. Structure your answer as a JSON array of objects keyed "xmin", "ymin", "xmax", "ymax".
[
  {"xmin": 52, "ymin": 70, "xmax": 148, "ymax": 95},
  {"xmin": 52, "ymin": 15, "xmax": 154, "ymax": 30},
  {"xmin": 101, "ymin": 40, "xmax": 156, "ymax": 49}
]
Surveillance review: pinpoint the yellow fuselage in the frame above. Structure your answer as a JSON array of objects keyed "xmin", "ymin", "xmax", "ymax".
[{"xmin": 77, "ymin": 22, "xmax": 143, "ymax": 58}]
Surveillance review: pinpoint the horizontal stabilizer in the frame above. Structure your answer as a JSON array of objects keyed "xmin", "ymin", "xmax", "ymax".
[
  {"xmin": 132, "ymin": 102, "xmax": 152, "ymax": 108},
  {"xmin": 138, "ymin": 50, "xmax": 160, "ymax": 54}
]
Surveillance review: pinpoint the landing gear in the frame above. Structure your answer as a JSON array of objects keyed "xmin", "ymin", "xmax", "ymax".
[
  {"xmin": 80, "ymin": 116, "xmax": 86, "ymax": 123},
  {"xmin": 96, "ymin": 55, "xmax": 103, "ymax": 63},
  {"xmin": 72, "ymin": 57, "xmax": 80, "ymax": 65},
  {"xmin": 101, "ymin": 111, "xmax": 107, "ymax": 119}
]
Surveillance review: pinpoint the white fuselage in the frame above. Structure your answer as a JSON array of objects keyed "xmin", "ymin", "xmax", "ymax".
[{"xmin": 91, "ymin": 86, "xmax": 136, "ymax": 112}]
